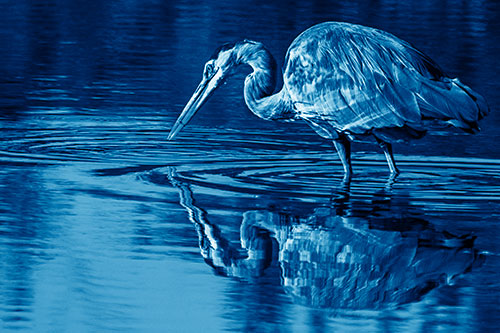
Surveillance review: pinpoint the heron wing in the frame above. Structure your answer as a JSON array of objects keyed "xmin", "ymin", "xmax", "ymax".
[{"xmin": 283, "ymin": 22, "xmax": 440, "ymax": 139}]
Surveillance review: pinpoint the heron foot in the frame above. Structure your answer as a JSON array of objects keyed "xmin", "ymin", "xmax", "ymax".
[
  {"xmin": 385, "ymin": 170, "xmax": 400, "ymax": 191},
  {"xmin": 390, "ymin": 167, "xmax": 400, "ymax": 176},
  {"xmin": 342, "ymin": 170, "xmax": 352, "ymax": 183}
]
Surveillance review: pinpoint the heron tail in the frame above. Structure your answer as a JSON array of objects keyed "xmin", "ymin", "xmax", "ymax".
[{"xmin": 417, "ymin": 78, "xmax": 489, "ymax": 133}]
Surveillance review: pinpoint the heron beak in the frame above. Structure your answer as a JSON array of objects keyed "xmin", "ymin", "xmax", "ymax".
[{"xmin": 168, "ymin": 70, "xmax": 223, "ymax": 140}]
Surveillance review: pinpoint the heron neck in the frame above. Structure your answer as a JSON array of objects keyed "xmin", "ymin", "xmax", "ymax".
[{"xmin": 237, "ymin": 43, "xmax": 292, "ymax": 120}]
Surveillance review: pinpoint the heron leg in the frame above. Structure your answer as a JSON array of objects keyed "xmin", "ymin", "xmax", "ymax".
[
  {"xmin": 376, "ymin": 139, "xmax": 399, "ymax": 175},
  {"xmin": 333, "ymin": 135, "xmax": 352, "ymax": 178}
]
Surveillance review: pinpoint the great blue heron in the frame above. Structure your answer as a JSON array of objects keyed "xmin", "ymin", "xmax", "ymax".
[{"xmin": 168, "ymin": 22, "xmax": 489, "ymax": 177}]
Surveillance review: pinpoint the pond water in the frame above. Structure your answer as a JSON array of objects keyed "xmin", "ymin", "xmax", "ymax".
[{"xmin": 1, "ymin": 0, "xmax": 499, "ymax": 331}]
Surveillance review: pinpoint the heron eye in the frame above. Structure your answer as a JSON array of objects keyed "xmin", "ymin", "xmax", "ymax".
[{"xmin": 205, "ymin": 63, "xmax": 215, "ymax": 77}]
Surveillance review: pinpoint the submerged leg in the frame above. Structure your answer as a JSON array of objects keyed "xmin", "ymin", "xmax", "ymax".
[
  {"xmin": 333, "ymin": 135, "xmax": 352, "ymax": 178},
  {"xmin": 376, "ymin": 139, "xmax": 399, "ymax": 175}
]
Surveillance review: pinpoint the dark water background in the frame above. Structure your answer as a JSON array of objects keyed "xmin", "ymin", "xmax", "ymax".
[{"xmin": 1, "ymin": 0, "xmax": 499, "ymax": 331}]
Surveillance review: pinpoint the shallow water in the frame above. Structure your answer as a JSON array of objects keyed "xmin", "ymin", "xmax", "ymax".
[{"xmin": 1, "ymin": 0, "xmax": 500, "ymax": 331}]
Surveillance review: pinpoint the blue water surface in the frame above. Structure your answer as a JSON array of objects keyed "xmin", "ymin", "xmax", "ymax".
[{"xmin": 1, "ymin": 0, "xmax": 500, "ymax": 331}]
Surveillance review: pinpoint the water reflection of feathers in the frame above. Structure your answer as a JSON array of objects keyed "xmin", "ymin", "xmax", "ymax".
[
  {"xmin": 246, "ymin": 210, "xmax": 480, "ymax": 308},
  {"xmin": 167, "ymin": 167, "xmax": 483, "ymax": 309}
]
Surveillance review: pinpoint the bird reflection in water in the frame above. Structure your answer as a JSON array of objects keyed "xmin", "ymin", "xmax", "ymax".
[{"xmin": 166, "ymin": 167, "xmax": 482, "ymax": 309}]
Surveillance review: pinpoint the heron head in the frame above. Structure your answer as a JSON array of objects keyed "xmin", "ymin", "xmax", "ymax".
[{"xmin": 167, "ymin": 42, "xmax": 241, "ymax": 140}]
